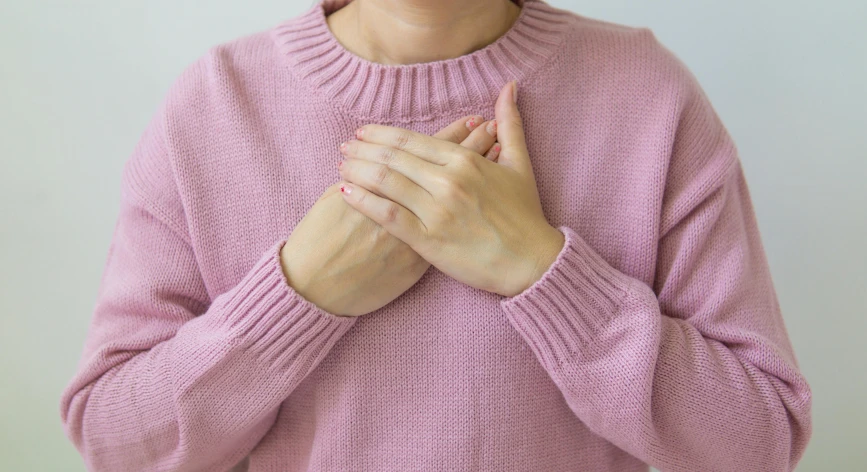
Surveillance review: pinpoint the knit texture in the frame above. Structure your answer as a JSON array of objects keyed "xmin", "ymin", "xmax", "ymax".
[{"xmin": 59, "ymin": 0, "xmax": 813, "ymax": 470}]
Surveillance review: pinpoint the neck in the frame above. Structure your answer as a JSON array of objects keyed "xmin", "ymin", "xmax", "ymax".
[{"xmin": 326, "ymin": 0, "xmax": 523, "ymax": 65}]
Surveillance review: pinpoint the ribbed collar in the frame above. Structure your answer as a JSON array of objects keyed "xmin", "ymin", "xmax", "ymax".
[{"xmin": 270, "ymin": 0, "xmax": 570, "ymax": 122}]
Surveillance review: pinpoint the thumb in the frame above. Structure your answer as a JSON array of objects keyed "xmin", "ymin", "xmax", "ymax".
[{"xmin": 494, "ymin": 80, "xmax": 532, "ymax": 175}]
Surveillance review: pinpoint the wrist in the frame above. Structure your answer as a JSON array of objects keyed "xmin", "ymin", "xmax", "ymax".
[
  {"xmin": 279, "ymin": 243, "xmax": 304, "ymax": 291},
  {"xmin": 279, "ymin": 243, "xmax": 319, "ymax": 306},
  {"xmin": 279, "ymin": 242, "xmax": 359, "ymax": 318},
  {"xmin": 518, "ymin": 224, "xmax": 565, "ymax": 296}
]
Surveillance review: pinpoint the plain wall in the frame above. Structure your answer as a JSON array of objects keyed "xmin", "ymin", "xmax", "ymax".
[{"xmin": 1, "ymin": 1, "xmax": 864, "ymax": 470}]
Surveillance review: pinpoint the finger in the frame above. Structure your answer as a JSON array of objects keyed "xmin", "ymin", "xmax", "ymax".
[
  {"xmin": 318, "ymin": 182, "xmax": 344, "ymax": 201},
  {"xmin": 483, "ymin": 142, "xmax": 501, "ymax": 162},
  {"xmin": 434, "ymin": 114, "xmax": 486, "ymax": 144},
  {"xmin": 356, "ymin": 124, "xmax": 466, "ymax": 166},
  {"xmin": 338, "ymin": 157, "xmax": 435, "ymax": 221},
  {"xmin": 494, "ymin": 80, "xmax": 532, "ymax": 174},
  {"xmin": 339, "ymin": 181, "xmax": 425, "ymax": 248},
  {"xmin": 460, "ymin": 119, "xmax": 498, "ymax": 156},
  {"xmin": 340, "ymin": 139, "xmax": 442, "ymax": 190}
]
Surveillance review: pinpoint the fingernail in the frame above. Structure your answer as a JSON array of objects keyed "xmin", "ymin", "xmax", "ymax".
[
  {"xmin": 338, "ymin": 160, "xmax": 343, "ymax": 169},
  {"xmin": 340, "ymin": 184, "xmax": 352, "ymax": 195},
  {"xmin": 355, "ymin": 128, "xmax": 364, "ymax": 140},
  {"xmin": 339, "ymin": 142, "xmax": 347, "ymax": 153},
  {"xmin": 511, "ymin": 80, "xmax": 518, "ymax": 103},
  {"xmin": 487, "ymin": 143, "xmax": 501, "ymax": 161},
  {"xmin": 485, "ymin": 120, "xmax": 497, "ymax": 137},
  {"xmin": 465, "ymin": 116, "xmax": 477, "ymax": 130}
]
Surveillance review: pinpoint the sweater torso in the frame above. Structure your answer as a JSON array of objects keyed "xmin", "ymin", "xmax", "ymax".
[{"xmin": 112, "ymin": 0, "xmax": 740, "ymax": 470}]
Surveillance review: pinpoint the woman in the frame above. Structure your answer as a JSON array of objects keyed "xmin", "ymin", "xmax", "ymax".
[{"xmin": 59, "ymin": 0, "xmax": 813, "ymax": 470}]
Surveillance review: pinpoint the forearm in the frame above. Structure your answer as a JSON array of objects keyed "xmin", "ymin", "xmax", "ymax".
[
  {"xmin": 501, "ymin": 224, "xmax": 812, "ymax": 471},
  {"xmin": 521, "ymin": 288, "xmax": 809, "ymax": 470},
  {"xmin": 61, "ymin": 239, "xmax": 357, "ymax": 471}
]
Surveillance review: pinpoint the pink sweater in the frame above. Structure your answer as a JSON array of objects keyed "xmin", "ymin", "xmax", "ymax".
[{"xmin": 59, "ymin": 0, "xmax": 813, "ymax": 470}]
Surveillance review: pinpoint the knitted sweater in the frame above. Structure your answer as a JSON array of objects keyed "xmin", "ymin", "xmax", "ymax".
[{"xmin": 58, "ymin": 0, "xmax": 813, "ymax": 470}]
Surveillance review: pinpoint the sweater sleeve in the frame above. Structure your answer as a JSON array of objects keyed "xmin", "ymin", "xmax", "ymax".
[
  {"xmin": 499, "ymin": 61, "xmax": 812, "ymax": 471},
  {"xmin": 58, "ymin": 79, "xmax": 358, "ymax": 472}
]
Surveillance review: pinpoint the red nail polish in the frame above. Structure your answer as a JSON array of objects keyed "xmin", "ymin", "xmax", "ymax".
[
  {"xmin": 355, "ymin": 128, "xmax": 364, "ymax": 140},
  {"xmin": 340, "ymin": 184, "xmax": 352, "ymax": 195},
  {"xmin": 338, "ymin": 160, "xmax": 343, "ymax": 169}
]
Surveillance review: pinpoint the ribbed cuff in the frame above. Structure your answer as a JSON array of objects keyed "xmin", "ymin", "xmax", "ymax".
[
  {"xmin": 500, "ymin": 225, "xmax": 635, "ymax": 369},
  {"xmin": 203, "ymin": 238, "xmax": 358, "ymax": 374}
]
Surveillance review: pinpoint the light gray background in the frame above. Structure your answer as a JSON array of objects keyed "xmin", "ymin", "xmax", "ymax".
[{"xmin": 1, "ymin": 1, "xmax": 864, "ymax": 470}]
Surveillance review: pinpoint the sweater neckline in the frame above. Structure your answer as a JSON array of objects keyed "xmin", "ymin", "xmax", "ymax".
[{"xmin": 270, "ymin": 0, "xmax": 570, "ymax": 122}]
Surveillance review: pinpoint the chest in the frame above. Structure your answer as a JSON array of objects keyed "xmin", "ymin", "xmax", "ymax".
[{"xmin": 173, "ymin": 100, "xmax": 666, "ymax": 301}]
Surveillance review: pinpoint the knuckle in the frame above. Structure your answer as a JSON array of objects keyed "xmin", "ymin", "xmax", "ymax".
[
  {"xmin": 371, "ymin": 221, "xmax": 391, "ymax": 242},
  {"xmin": 431, "ymin": 173, "xmax": 452, "ymax": 188},
  {"xmin": 454, "ymin": 149, "xmax": 480, "ymax": 170},
  {"xmin": 377, "ymin": 146, "xmax": 397, "ymax": 165},
  {"xmin": 442, "ymin": 129, "xmax": 462, "ymax": 144},
  {"xmin": 373, "ymin": 165, "xmax": 390, "ymax": 186},
  {"xmin": 383, "ymin": 202, "xmax": 400, "ymax": 223},
  {"xmin": 441, "ymin": 177, "xmax": 467, "ymax": 200},
  {"xmin": 507, "ymin": 116, "xmax": 524, "ymax": 133},
  {"xmin": 393, "ymin": 131, "xmax": 412, "ymax": 150},
  {"xmin": 355, "ymin": 189, "xmax": 367, "ymax": 205}
]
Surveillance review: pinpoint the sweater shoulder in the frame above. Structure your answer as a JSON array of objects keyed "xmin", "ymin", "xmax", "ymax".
[
  {"xmin": 152, "ymin": 26, "xmax": 284, "ymax": 154},
  {"xmin": 547, "ymin": 5, "xmax": 702, "ymax": 107},
  {"xmin": 125, "ymin": 26, "xmax": 284, "ymax": 211},
  {"xmin": 161, "ymin": 26, "xmax": 279, "ymax": 113},
  {"xmin": 545, "ymin": 6, "xmax": 738, "ymax": 218},
  {"xmin": 551, "ymin": 6, "xmax": 734, "ymax": 148}
]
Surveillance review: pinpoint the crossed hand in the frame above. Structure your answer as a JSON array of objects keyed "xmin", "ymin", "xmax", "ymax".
[{"xmin": 280, "ymin": 81, "xmax": 564, "ymax": 317}]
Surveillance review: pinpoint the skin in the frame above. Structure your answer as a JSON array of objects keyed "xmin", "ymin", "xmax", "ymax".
[
  {"xmin": 280, "ymin": 116, "xmax": 500, "ymax": 317},
  {"xmin": 280, "ymin": 0, "xmax": 565, "ymax": 316},
  {"xmin": 338, "ymin": 81, "xmax": 565, "ymax": 298},
  {"xmin": 325, "ymin": 0, "xmax": 522, "ymax": 66}
]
